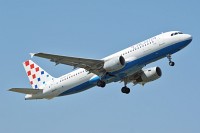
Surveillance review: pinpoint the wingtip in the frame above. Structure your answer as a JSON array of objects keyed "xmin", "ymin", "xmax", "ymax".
[
  {"xmin": 8, "ymin": 88, "xmax": 14, "ymax": 92},
  {"xmin": 30, "ymin": 53, "xmax": 36, "ymax": 58}
]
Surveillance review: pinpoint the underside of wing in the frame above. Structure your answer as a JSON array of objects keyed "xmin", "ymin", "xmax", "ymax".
[
  {"xmin": 122, "ymin": 70, "xmax": 143, "ymax": 84},
  {"xmin": 9, "ymin": 88, "xmax": 43, "ymax": 94},
  {"xmin": 32, "ymin": 53, "xmax": 105, "ymax": 75},
  {"xmin": 122, "ymin": 66, "xmax": 162, "ymax": 85}
]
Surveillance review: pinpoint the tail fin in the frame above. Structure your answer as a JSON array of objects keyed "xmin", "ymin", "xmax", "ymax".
[{"xmin": 23, "ymin": 60, "xmax": 54, "ymax": 89}]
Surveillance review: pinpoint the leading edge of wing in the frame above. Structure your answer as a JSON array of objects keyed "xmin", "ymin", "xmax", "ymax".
[
  {"xmin": 31, "ymin": 52, "xmax": 105, "ymax": 73},
  {"xmin": 32, "ymin": 52, "xmax": 103, "ymax": 64}
]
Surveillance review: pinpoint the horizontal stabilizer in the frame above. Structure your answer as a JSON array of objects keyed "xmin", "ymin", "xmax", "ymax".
[{"xmin": 9, "ymin": 88, "xmax": 43, "ymax": 94}]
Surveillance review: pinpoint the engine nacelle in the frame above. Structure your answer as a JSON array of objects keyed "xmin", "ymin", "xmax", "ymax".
[
  {"xmin": 103, "ymin": 56, "xmax": 125, "ymax": 72},
  {"xmin": 136, "ymin": 67, "xmax": 162, "ymax": 83}
]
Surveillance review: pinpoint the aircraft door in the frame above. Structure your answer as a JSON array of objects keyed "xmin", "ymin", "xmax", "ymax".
[{"xmin": 157, "ymin": 35, "xmax": 165, "ymax": 47}]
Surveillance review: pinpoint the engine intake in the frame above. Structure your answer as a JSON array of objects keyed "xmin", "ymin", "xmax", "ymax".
[{"xmin": 103, "ymin": 56, "xmax": 125, "ymax": 72}]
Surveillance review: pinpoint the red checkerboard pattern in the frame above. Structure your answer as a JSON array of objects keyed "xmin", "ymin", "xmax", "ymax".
[
  {"xmin": 23, "ymin": 60, "xmax": 53, "ymax": 89},
  {"xmin": 32, "ymin": 74, "xmax": 36, "ymax": 79},
  {"xmin": 27, "ymin": 71, "xmax": 31, "ymax": 76},
  {"xmin": 30, "ymin": 64, "xmax": 34, "ymax": 69},
  {"xmin": 35, "ymin": 67, "xmax": 39, "ymax": 72},
  {"xmin": 25, "ymin": 61, "xmax": 29, "ymax": 66},
  {"xmin": 23, "ymin": 60, "xmax": 41, "ymax": 89}
]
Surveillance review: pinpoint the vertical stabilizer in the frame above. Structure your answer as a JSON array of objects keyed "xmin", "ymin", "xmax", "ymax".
[{"xmin": 23, "ymin": 60, "xmax": 54, "ymax": 89}]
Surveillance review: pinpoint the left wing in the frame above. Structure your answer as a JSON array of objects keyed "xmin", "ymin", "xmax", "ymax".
[{"xmin": 32, "ymin": 53, "xmax": 105, "ymax": 76}]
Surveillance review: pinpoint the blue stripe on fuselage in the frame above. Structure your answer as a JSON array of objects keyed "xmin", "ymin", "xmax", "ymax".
[
  {"xmin": 59, "ymin": 81, "xmax": 95, "ymax": 96},
  {"xmin": 58, "ymin": 39, "xmax": 191, "ymax": 97},
  {"xmin": 111, "ymin": 39, "xmax": 191, "ymax": 75}
]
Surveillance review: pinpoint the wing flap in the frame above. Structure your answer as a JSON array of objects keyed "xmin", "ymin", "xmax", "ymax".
[{"xmin": 9, "ymin": 88, "xmax": 43, "ymax": 94}]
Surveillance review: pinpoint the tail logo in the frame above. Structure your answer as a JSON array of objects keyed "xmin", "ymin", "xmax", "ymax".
[{"xmin": 23, "ymin": 60, "xmax": 53, "ymax": 89}]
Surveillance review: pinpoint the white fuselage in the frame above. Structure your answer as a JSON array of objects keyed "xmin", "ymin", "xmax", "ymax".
[{"xmin": 25, "ymin": 31, "xmax": 192, "ymax": 100}]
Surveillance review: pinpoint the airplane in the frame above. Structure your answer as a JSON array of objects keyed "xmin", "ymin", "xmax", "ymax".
[{"xmin": 9, "ymin": 31, "xmax": 192, "ymax": 100}]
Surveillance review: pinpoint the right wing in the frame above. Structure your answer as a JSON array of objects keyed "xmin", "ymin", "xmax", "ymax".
[
  {"xmin": 9, "ymin": 88, "xmax": 43, "ymax": 94},
  {"xmin": 32, "ymin": 53, "xmax": 105, "ymax": 76}
]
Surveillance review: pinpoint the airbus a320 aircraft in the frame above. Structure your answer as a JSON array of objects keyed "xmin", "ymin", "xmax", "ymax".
[{"xmin": 9, "ymin": 31, "xmax": 192, "ymax": 100}]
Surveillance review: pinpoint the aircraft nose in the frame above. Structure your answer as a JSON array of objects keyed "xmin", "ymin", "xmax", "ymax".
[
  {"xmin": 181, "ymin": 34, "xmax": 193, "ymax": 46},
  {"xmin": 185, "ymin": 34, "xmax": 193, "ymax": 42}
]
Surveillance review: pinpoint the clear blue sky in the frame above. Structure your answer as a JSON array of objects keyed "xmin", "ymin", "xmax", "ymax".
[{"xmin": 1, "ymin": 0, "xmax": 200, "ymax": 133}]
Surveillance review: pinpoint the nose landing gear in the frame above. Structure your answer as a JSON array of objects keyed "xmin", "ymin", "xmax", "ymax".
[
  {"xmin": 167, "ymin": 54, "xmax": 175, "ymax": 66},
  {"xmin": 169, "ymin": 61, "xmax": 175, "ymax": 66}
]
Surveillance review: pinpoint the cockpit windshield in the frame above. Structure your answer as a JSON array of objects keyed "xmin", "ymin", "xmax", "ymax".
[{"xmin": 171, "ymin": 32, "xmax": 183, "ymax": 36}]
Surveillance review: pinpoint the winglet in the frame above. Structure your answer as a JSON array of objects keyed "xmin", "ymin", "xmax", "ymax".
[{"xmin": 30, "ymin": 53, "xmax": 35, "ymax": 58}]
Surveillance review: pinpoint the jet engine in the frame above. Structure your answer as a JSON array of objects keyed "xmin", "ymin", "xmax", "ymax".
[
  {"xmin": 136, "ymin": 67, "xmax": 162, "ymax": 83},
  {"xmin": 103, "ymin": 56, "xmax": 125, "ymax": 72}
]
